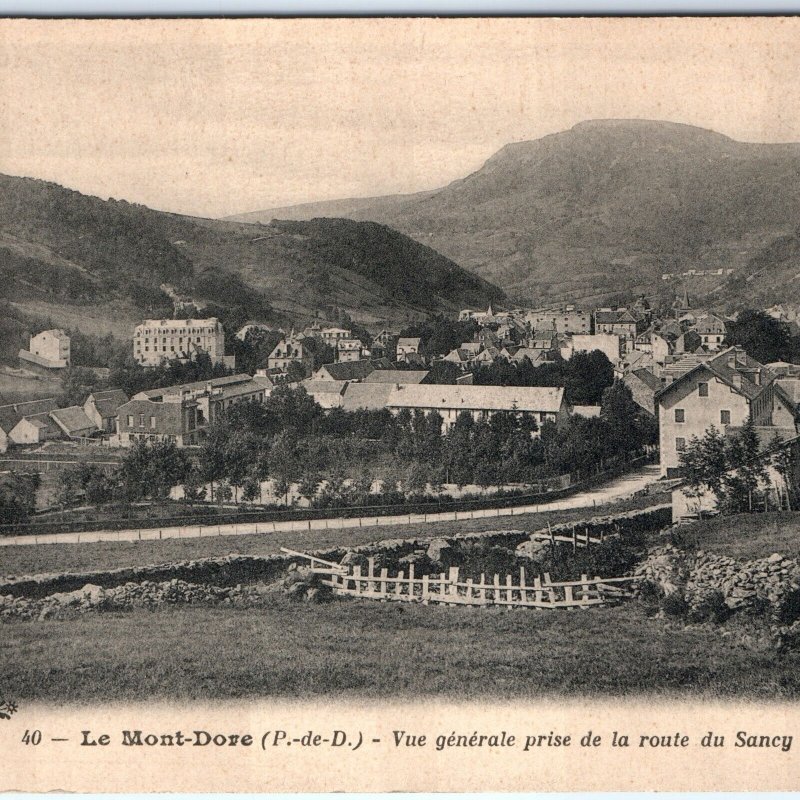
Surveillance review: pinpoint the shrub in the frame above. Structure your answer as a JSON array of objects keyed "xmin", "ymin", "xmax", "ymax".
[
  {"xmin": 688, "ymin": 589, "xmax": 730, "ymax": 624},
  {"xmin": 662, "ymin": 592, "xmax": 689, "ymax": 618}
]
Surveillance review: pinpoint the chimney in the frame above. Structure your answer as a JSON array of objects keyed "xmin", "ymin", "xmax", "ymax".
[{"xmin": 731, "ymin": 373, "xmax": 742, "ymax": 390}]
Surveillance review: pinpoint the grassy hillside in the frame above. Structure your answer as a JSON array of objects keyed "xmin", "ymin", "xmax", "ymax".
[
  {"xmin": 231, "ymin": 120, "xmax": 800, "ymax": 308},
  {"xmin": 0, "ymin": 174, "xmax": 505, "ymax": 348}
]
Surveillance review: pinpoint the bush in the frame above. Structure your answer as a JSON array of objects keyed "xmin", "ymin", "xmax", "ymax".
[
  {"xmin": 662, "ymin": 592, "xmax": 689, "ymax": 619},
  {"xmin": 688, "ymin": 589, "xmax": 730, "ymax": 623}
]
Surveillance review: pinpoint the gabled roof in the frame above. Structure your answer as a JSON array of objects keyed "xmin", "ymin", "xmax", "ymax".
[
  {"xmin": 50, "ymin": 406, "xmax": 97, "ymax": 435},
  {"xmin": 136, "ymin": 374, "xmax": 254, "ymax": 401},
  {"xmin": 12, "ymin": 410, "xmax": 60, "ymax": 437},
  {"xmin": 386, "ymin": 384, "xmax": 565, "ymax": 413},
  {"xmin": 87, "ymin": 389, "xmax": 129, "ymax": 419},
  {"xmin": 656, "ymin": 347, "xmax": 773, "ymax": 402},
  {"xmin": 314, "ymin": 359, "xmax": 382, "ymax": 382},
  {"xmin": 397, "ymin": 337, "xmax": 421, "ymax": 348},
  {"xmin": 363, "ymin": 370, "xmax": 429, "ymax": 384},
  {"xmin": 0, "ymin": 398, "xmax": 58, "ymax": 433},
  {"xmin": 628, "ymin": 368, "xmax": 664, "ymax": 392},
  {"xmin": 341, "ymin": 382, "xmax": 396, "ymax": 412}
]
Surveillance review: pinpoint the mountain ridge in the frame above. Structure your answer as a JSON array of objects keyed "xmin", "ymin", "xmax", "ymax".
[{"xmin": 228, "ymin": 119, "xmax": 800, "ymax": 308}]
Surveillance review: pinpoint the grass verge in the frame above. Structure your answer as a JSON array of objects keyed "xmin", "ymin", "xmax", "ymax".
[{"xmin": 2, "ymin": 598, "xmax": 797, "ymax": 703}]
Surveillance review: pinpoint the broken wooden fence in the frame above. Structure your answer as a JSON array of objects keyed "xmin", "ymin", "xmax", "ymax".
[{"xmin": 280, "ymin": 547, "xmax": 636, "ymax": 610}]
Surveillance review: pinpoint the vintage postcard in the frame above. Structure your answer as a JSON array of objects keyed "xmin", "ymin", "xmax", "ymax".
[{"xmin": 1, "ymin": 15, "xmax": 800, "ymax": 792}]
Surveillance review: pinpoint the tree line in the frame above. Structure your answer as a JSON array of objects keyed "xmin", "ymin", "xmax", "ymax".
[{"xmin": 52, "ymin": 381, "xmax": 656, "ymax": 513}]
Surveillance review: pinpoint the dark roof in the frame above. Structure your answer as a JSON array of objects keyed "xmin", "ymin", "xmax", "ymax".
[
  {"xmin": 315, "ymin": 359, "xmax": 390, "ymax": 382},
  {"xmin": 0, "ymin": 398, "xmax": 58, "ymax": 433},
  {"xmin": 50, "ymin": 406, "xmax": 97, "ymax": 435},
  {"xmin": 630, "ymin": 368, "xmax": 663, "ymax": 392},
  {"xmin": 87, "ymin": 389, "xmax": 129, "ymax": 419},
  {"xmin": 656, "ymin": 347, "xmax": 773, "ymax": 402}
]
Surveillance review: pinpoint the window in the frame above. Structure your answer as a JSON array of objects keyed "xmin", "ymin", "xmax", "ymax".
[
  {"xmin": 127, "ymin": 415, "xmax": 134, "ymax": 427},
  {"xmin": 721, "ymin": 410, "xmax": 731, "ymax": 425},
  {"xmin": 150, "ymin": 416, "xmax": 157, "ymax": 429},
  {"xmin": 698, "ymin": 382, "xmax": 709, "ymax": 397},
  {"xmin": 674, "ymin": 409, "xmax": 685, "ymax": 423},
  {"xmin": 676, "ymin": 437, "xmax": 686, "ymax": 452},
  {"xmin": 139, "ymin": 414, "xmax": 145, "ymax": 427}
]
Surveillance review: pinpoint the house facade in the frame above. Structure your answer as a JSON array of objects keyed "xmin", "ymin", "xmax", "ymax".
[
  {"xmin": 118, "ymin": 374, "xmax": 271, "ymax": 447},
  {"xmin": 27, "ymin": 329, "xmax": 70, "ymax": 367},
  {"xmin": 83, "ymin": 389, "xmax": 129, "ymax": 433},
  {"xmin": 267, "ymin": 338, "xmax": 313, "ymax": 374},
  {"xmin": 396, "ymin": 337, "xmax": 422, "ymax": 363},
  {"xmin": 655, "ymin": 347, "xmax": 775, "ymax": 477},
  {"xmin": 385, "ymin": 384, "xmax": 568, "ymax": 433},
  {"xmin": 133, "ymin": 318, "xmax": 225, "ymax": 367}
]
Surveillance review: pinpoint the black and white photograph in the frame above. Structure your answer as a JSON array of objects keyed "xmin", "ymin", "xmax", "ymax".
[{"xmin": 1, "ymin": 16, "xmax": 800, "ymax": 792}]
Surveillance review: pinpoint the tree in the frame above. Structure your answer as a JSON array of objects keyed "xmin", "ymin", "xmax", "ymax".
[
  {"xmin": 725, "ymin": 309, "xmax": 789, "ymax": 364},
  {"xmin": 680, "ymin": 419, "xmax": 771, "ymax": 514},
  {"xmin": 119, "ymin": 439, "xmax": 190, "ymax": 500},
  {"xmin": 0, "ymin": 471, "xmax": 40, "ymax": 523}
]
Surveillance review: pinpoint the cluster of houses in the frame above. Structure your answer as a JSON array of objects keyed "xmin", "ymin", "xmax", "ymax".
[{"xmin": 9, "ymin": 293, "xmax": 800, "ymax": 524}]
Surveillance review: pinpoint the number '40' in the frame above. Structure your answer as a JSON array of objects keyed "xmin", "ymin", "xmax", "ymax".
[{"xmin": 21, "ymin": 730, "xmax": 42, "ymax": 745}]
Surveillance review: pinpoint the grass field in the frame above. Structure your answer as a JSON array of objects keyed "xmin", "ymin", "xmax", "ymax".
[
  {"xmin": 669, "ymin": 512, "xmax": 800, "ymax": 561},
  {"xmin": 1, "ymin": 493, "xmax": 668, "ymax": 577},
  {"xmin": 1, "ymin": 598, "xmax": 796, "ymax": 702}
]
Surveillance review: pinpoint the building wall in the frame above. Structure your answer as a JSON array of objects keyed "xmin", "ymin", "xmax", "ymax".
[
  {"xmin": 570, "ymin": 333, "xmax": 622, "ymax": 364},
  {"xmin": 9, "ymin": 419, "xmax": 59, "ymax": 445},
  {"xmin": 117, "ymin": 399, "xmax": 197, "ymax": 447},
  {"xmin": 133, "ymin": 319, "xmax": 225, "ymax": 367},
  {"xmin": 29, "ymin": 331, "xmax": 70, "ymax": 366},
  {"xmin": 658, "ymin": 374, "xmax": 751, "ymax": 477},
  {"xmin": 386, "ymin": 404, "xmax": 565, "ymax": 434}
]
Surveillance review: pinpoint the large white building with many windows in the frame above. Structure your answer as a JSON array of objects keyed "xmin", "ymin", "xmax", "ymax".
[{"xmin": 133, "ymin": 318, "xmax": 225, "ymax": 367}]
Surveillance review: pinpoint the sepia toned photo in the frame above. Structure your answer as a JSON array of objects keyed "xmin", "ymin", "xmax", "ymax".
[{"xmin": 1, "ymin": 16, "xmax": 800, "ymax": 792}]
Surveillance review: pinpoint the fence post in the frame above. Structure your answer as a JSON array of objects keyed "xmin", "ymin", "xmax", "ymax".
[
  {"xmin": 422, "ymin": 573, "xmax": 429, "ymax": 604},
  {"xmin": 448, "ymin": 567, "xmax": 459, "ymax": 602},
  {"xmin": 379, "ymin": 567, "xmax": 388, "ymax": 598},
  {"xmin": 580, "ymin": 574, "xmax": 589, "ymax": 606},
  {"xmin": 479, "ymin": 573, "xmax": 486, "ymax": 603},
  {"xmin": 519, "ymin": 566, "xmax": 526, "ymax": 603},
  {"xmin": 353, "ymin": 564, "xmax": 363, "ymax": 595},
  {"xmin": 534, "ymin": 575, "xmax": 543, "ymax": 605},
  {"xmin": 493, "ymin": 573, "xmax": 500, "ymax": 605},
  {"xmin": 396, "ymin": 570, "xmax": 404, "ymax": 598},
  {"xmin": 367, "ymin": 557, "xmax": 376, "ymax": 592},
  {"xmin": 505, "ymin": 574, "xmax": 513, "ymax": 607}
]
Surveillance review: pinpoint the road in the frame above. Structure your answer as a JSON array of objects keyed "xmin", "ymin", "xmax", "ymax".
[{"xmin": 0, "ymin": 464, "xmax": 662, "ymax": 547}]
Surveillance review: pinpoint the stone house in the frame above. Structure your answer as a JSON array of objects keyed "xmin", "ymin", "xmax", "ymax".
[{"xmin": 655, "ymin": 347, "xmax": 775, "ymax": 477}]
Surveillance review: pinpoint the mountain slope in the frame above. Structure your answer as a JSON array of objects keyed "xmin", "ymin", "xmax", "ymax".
[
  {"xmin": 0, "ymin": 174, "xmax": 505, "ymax": 341},
  {"xmin": 230, "ymin": 120, "xmax": 800, "ymax": 307}
]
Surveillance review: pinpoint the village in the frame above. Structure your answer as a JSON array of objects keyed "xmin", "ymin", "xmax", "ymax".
[{"xmin": 2, "ymin": 289, "xmax": 800, "ymax": 526}]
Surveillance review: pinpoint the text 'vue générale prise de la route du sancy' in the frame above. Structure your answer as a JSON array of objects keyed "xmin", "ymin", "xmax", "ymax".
[{"xmin": 74, "ymin": 729, "xmax": 794, "ymax": 752}]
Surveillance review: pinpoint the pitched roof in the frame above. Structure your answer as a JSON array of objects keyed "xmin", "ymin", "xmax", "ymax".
[
  {"xmin": 386, "ymin": 384, "xmax": 565, "ymax": 413},
  {"xmin": 341, "ymin": 382, "xmax": 396, "ymax": 412},
  {"xmin": 657, "ymin": 347, "xmax": 773, "ymax": 402},
  {"xmin": 397, "ymin": 337, "xmax": 421, "ymax": 348},
  {"xmin": 363, "ymin": 370, "xmax": 429, "ymax": 384},
  {"xmin": 629, "ymin": 368, "xmax": 664, "ymax": 392},
  {"xmin": 50, "ymin": 406, "xmax": 97, "ymax": 435},
  {"xmin": 0, "ymin": 398, "xmax": 58, "ymax": 433},
  {"xmin": 87, "ymin": 389, "xmax": 129, "ymax": 419},
  {"xmin": 315, "ymin": 359, "xmax": 378, "ymax": 382},
  {"xmin": 136, "ymin": 374, "xmax": 254, "ymax": 401},
  {"xmin": 12, "ymin": 410, "xmax": 60, "ymax": 437}
]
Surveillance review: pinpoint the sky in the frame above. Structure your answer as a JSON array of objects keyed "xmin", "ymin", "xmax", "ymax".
[{"xmin": 1, "ymin": 17, "xmax": 800, "ymax": 218}]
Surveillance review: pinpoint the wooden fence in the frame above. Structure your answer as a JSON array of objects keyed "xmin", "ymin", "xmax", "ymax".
[{"xmin": 281, "ymin": 548, "xmax": 637, "ymax": 610}]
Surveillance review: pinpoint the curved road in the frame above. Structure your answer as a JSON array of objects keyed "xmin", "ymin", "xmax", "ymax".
[{"xmin": 0, "ymin": 465, "xmax": 662, "ymax": 547}]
